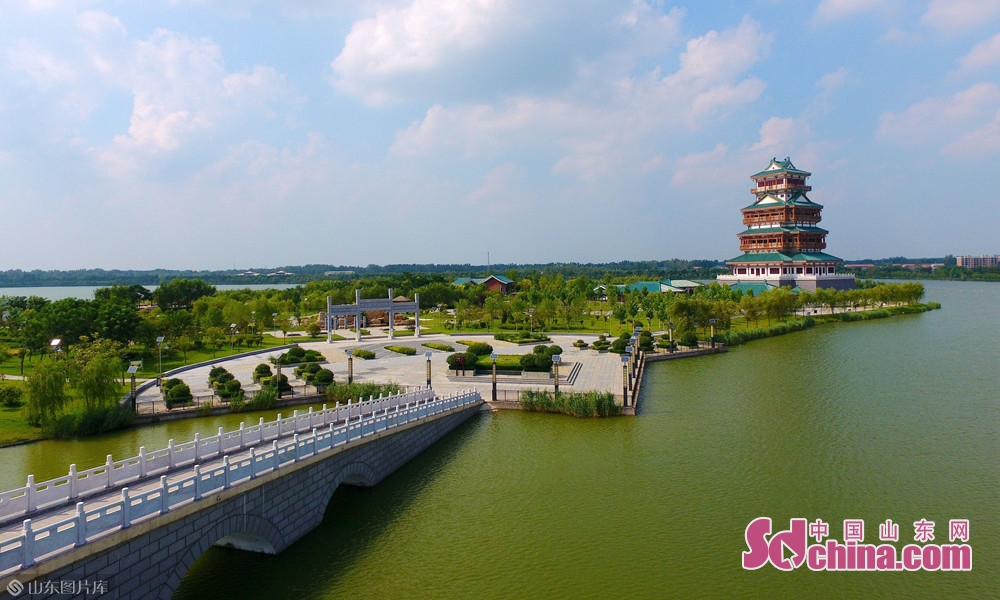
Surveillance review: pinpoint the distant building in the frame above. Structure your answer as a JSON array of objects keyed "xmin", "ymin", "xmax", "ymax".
[
  {"xmin": 594, "ymin": 280, "xmax": 703, "ymax": 298},
  {"xmin": 453, "ymin": 274, "xmax": 514, "ymax": 295},
  {"xmin": 717, "ymin": 157, "xmax": 855, "ymax": 292},
  {"xmin": 956, "ymin": 255, "xmax": 999, "ymax": 268}
]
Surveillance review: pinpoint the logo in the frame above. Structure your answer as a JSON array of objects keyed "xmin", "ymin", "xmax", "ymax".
[{"xmin": 6, "ymin": 579, "xmax": 24, "ymax": 596}]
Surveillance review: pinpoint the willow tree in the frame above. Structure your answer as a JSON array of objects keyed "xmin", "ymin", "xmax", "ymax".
[{"xmin": 25, "ymin": 357, "xmax": 68, "ymax": 426}]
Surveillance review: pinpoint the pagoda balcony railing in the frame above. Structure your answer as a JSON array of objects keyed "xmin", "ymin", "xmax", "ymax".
[{"xmin": 752, "ymin": 183, "xmax": 811, "ymax": 194}]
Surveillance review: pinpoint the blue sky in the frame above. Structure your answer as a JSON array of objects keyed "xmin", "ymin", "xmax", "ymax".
[{"xmin": 1, "ymin": 0, "xmax": 999, "ymax": 270}]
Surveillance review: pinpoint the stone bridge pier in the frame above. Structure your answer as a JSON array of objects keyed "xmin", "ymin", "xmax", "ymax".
[{"xmin": 1, "ymin": 401, "xmax": 483, "ymax": 600}]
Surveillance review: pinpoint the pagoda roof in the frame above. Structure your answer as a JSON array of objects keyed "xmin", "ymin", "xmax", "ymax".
[
  {"xmin": 743, "ymin": 191, "xmax": 822, "ymax": 211},
  {"xmin": 726, "ymin": 251, "xmax": 843, "ymax": 264},
  {"xmin": 738, "ymin": 226, "xmax": 828, "ymax": 235},
  {"xmin": 751, "ymin": 157, "xmax": 812, "ymax": 179}
]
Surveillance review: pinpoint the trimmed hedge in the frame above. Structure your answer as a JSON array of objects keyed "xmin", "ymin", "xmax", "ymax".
[
  {"xmin": 385, "ymin": 345, "xmax": 417, "ymax": 356},
  {"xmin": 351, "ymin": 349, "xmax": 376, "ymax": 360},
  {"xmin": 422, "ymin": 342, "xmax": 455, "ymax": 352},
  {"xmin": 494, "ymin": 332, "xmax": 550, "ymax": 343}
]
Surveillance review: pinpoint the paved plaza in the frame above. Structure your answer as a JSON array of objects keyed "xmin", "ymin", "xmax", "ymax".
[{"xmin": 136, "ymin": 332, "xmax": 632, "ymax": 413}]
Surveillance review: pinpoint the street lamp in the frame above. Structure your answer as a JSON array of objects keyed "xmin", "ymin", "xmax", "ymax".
[
  {"xmin": 127, "ymin": 365, "xmax": 139, "ymax": 413},
  {"xmin": 709, "ymin": 318, "xmax": 717, "ymax": 349},
  {"xmin": 346, "ymin": 349, "xmax": 354, "ymax": 385},
  {"xmin": 425, "ymin": 351, "xmax": 433, "ymax": 388},
  {"xmin": 552, "ymin": 354, "xmax": 561, "ymax": 396},
  {"xmin": 272, "ymin": 312, "xmax": 278, "ymax": 343},
  {"xmin": 668, "ymin": 321, "xmax": 675, "ymax": 353},
  {"xmin": 528, "ymin": 308, "xmax": 534, "ymax": 335},
  {"xmin": 156, "ymin": 336, "xmax": 165, "ymax": 386},
  {"xmin": 230, "ymin": 324, "xmax": 237, "ymax": 350},
  {"xmin": 276, "ymin": 362, "xmax": 282, "ymax": 399},
  {"xmin": 490, "ymin": 352, "xmax": 498, "ymax": 402},
  {"xmin": 625, "ymin": 345, "xmax": 634, "ymax": 391},
  {"xmin": 621, "ymin": 355, "xmax": 629, "ymax": 407},
  {"xmin": 50, "ymin": 338, "xmax": 61, "ymax": 358}
]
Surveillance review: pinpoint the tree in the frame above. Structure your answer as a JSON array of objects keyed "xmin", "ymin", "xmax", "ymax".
[
  {"xmin": 305, "ymin": 322, "xmax": 321, "ymax": 338},
  {"xmin": 174, "ymin": 335, "xmax": 195, "ymax": 361},
  {"xmin": 73, "ymin": 353, "xmax": 121, "ymax": 411},
  {"xmin": 153, "ymin": 279, "xmax": 217, "ymax": 310},
  {"xmin": 25, "ymin": 357, "xmax": 68, "ymax": 426}
]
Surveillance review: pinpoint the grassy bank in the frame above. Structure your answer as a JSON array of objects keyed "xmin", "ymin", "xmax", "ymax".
[{"xmin": 716, "ymin": 302, "xmax": 940, "ymax": 347}]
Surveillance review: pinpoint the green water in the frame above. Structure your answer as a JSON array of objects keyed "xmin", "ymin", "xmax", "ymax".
[{"xmin": 5, "ymin": 281, "xmax": 998, "ymax": 598}]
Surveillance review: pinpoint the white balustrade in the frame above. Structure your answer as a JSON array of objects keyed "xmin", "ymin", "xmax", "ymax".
[{"xmin": 0, "ymin": 389, "xmax": 481, "ymax": 575}]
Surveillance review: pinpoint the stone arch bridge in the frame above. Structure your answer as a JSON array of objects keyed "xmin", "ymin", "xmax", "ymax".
[{"xmin": 0, "ymin": 389, "xmax": 483, "ymax": 600}]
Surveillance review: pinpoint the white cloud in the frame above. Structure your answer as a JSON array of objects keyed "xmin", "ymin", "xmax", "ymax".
[
  {"xmin": 958, "ymin": 33, "xmax": 1000, "ymax": 71},
  {"xmin": 671, "ymin": 143, "xmax": 729, "ymax": 187},
  {"xmin": 922, "ymin": 0, "xmax": 1000, "ymax": 34},
  {"xmin": 99, "ymin": 29, "xmax": 297, "ymax": 172},
  {"xmin": 944, "ymin": 110, "xmax": 1000, "ymax": 155},
  {"xmin": 462, "ymin": 162, "xmax": 524, "ymax": 213},
  {"xmin": 390, "ymin": 16, "xmax": 771, "ymax": 177},
  {"xmin": 816, "ymin": 67, "xmax": 850, "ymax": 95},
  {"xmin": 750, "ymin": 117, "xmax": 812, "ymax": 151},
  {"xmin": 815, "ymin": 0, "xmax": 891, "ymax": 22},
  {"xmin": 75, "ymin": 10, "xmax": 126, "ymax": 36},
  {"xmin": 877, "ymin": 83, "xmax": 1000, "ymax": 152},
  {"xmin": 7, "ymin": 40, "xmax": 77, "ymax": 89},
  {"xmin": 330, "ymin": 0, "xmax": 515, "ymax": 104}
]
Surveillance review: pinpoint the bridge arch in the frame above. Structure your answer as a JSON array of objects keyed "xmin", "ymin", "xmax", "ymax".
[
  {"xmin": 320, "ymin": 461, "xmax": 379, "ymax": 513},
  {"xmin": 159, "ymin": 513, "xmax": 284, "ymax": 600}
]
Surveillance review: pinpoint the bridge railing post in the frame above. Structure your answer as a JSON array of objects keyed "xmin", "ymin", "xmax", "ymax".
[
  {"xmin": 249, "ymin": 448, "xmax": 257, "ymax": 479},
  {"xmin": 160, "ymin": 476, "xmax": 169, "ymax": 514},
  {"xmin": 277, "ymin": 413, "xmax": 282, "ymax": 436},
  {"xmin": 193, "ymin": 466, "xmax": 202, "ymax": 500},
  {"xmin": 121, "ymin": 487, "xmax": 131, "ymax": 528},
  {"xmin": 25, "ymin": 475, "xmax": 36, "ymax": 513},
  {"xmin": 293, "ymin": 434, "xmax": 300, "ymax": 462},
  {"xmin": 194, "ymin": 434, "xmax": 201, "ymax": 462},
  {"xmin": 68, "ymin": 464, "xmax": 77, "ymax": 500},
  {"xmin": 239, "ymin": 422, "xmax": 245, "ymax": 449},
  {"xmin": 259, "ymin": 417, "xmax": 265, "ymax": 443},
  {"xmin": 168, "ymin": 439, "xmax": 176, "ymax": 468},
  {"xmin": 22, "ymin": 518, "xmax": 33, "ymax": 568},
  {"xmin": 272, "ymin": 441, "xmax": 279, "ymax": 472},
  {"xmin": 139, "ymin": 446, "xmax": 147, "ymax": 478},
  {"xmin": 75, "ymin": 503, "xmax": 86, "ymax": 547},
  {"xmin": 105, "ymin": 455, "xmax": 113, "ymax": 488},
  {"xmin": 217, "ymin": 427, "xmax": 225, "ymax": 455},
  {"xmin": 223, "ymin": 455, "xmax": 231, "ymax": 490}
]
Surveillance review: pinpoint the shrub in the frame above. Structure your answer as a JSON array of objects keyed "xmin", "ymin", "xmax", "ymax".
[
  {"xmin": 0, "ymin": 386, "xmax": 24, "ymax": 408},
  {"xmin": 314, "ymin": 369, "xmax": 334, "ymax": 387},
  {"xmin": 639, "ymin": 330, "xmax": 654, "ymax": 352},
  {"xmin": 208, "ymin": 366, "xmax": 228, "ymax": 381},
  {"xmin": 494, "ymin": 332, "xmax": 550, "ymax": 343},
  {"xmin": 385, "ymin": 345, "xmax": 417, "ymax": 356},
  {"xmin": 253, "ymin": 363, "xmax": 273, "ymax": 380},
  {"xmin": 229, "ymin": 393, "xmax": 246, "ymax": 413},
  {"xmin": 165, "ymin": 382, "xmax": 193, "ymax": 409},
  {"xmin": 572, "ymin": 340, "xmax": 589, "ymax": 349},
  {"xmin": 162, "ymin": 378, "xmax": 184, "ymax": 393},
  {"xmin": 46, "ymin": 404, "xmax": 135, "ymax": 439},
  {"xmin": 248, "ymin": 385, "xmax": 277, "ymax": 410},
  {"xmin": 519, "ymin": 390, "xmax": 620, "ymax": 417},
  {"xmin": 680, "ymin": 332, "xmax": 699, "ymax": 347},
  {"xmin": 326, "ymin": 382, "xmax": 401, "ymax": 405},
  {"xmin": 447, "ymin": 352, "xmax": 472, "ymax": 372},
  {"xmin": 295, "ymin": 362, "xmax": 322, "ymax": 380},
  {"xmin": 217, "ymin": 378, "xmax": 243, "ymax": 399},
  {"xmin": 465, "ymin": 342, "xmax": 494, "ymax": 356},
  {"xmin": 267, "ymin": 373, "xmax": 292, "ymax": 394},
  {"xmin": 352, "ymin": 349, "xmax": 376, "ymax": 360},
  {"xmin": 422, "ymin": 342, "xmax": 455, "ymax": 352}
]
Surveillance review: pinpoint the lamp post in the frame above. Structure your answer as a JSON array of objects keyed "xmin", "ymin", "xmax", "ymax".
[
  {"xmin": 552, "ymin": 354, "xmax": 561, "ymax": 396},
  {"xmin": 490, "ymin": 352, "xmax": 498, "ymax": 402},
  {"xmin": 625, "ymin": 345, "xmax": 634, "ymax": 390},
  {"xmin": 272, "ymin": 312, "xmax": 278, "ymax": 341},
  {"xmin": 156, "ymin": 336, "xmax": 165, "ymax": 386},
  {"xmin": 425, "ymin": 351, "xmax": 433, "ymax": 388},
  {"xmin": 709, "ymin": 318, "xmax": 717, "ymax": 349},
  {"xmin": 229, "ymin": 324, "xmax": 237, "ymax": 350},
  {"xmin": 346, "ymin": 349, "xmax": 354, "ymax": 385},
  {"xmin": 668, "ymin": 321, "xmax": 675, "ymax": 353},
  {"xmin": 629, "ymin": 335, "xmax": 637, "ymax": 375},
  {"xmin": 621, "ymin": 355, "xmax": 629, "ymax": 407},
  {"xmin": 528, "ymin": 308, "xmax": 534, "ymax": 336},
  {"xmin": 127, "ymin": 365, "xmax": 139, "ymax": 413},
  {"xmin": 276, "ymin": 362, "xmax": 282, "ymax": 399}
]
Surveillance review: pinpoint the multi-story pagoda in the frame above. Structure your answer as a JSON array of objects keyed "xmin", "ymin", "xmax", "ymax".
[{"xmin": 717, "ymin": 157, "xmax": 855, "ymax": 292}]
